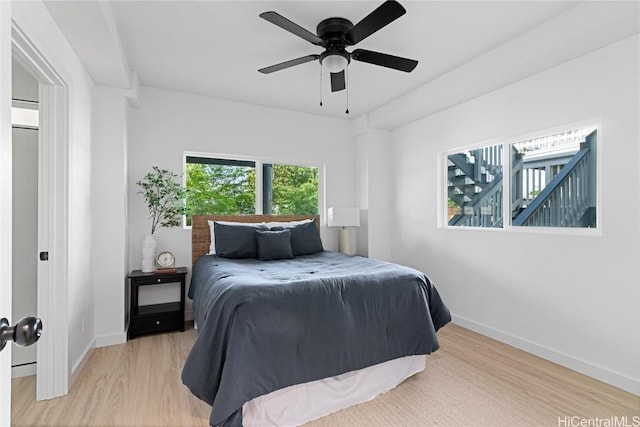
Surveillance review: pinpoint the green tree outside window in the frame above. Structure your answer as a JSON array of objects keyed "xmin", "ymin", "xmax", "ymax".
[{"xmin": 184, "ymin": 158, "xmax": 318, "ymax": 225}]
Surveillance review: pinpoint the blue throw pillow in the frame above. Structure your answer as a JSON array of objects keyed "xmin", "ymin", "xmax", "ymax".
[
  {"xmin": 289, "ymin": 220, "xmax": 323, "ymax": 256},
  {"xmin": 256, "ymin": 229, "xmax": 294, "ymax": 261},
  {"xmin": 214, "ymin": 222, "xmax": 268, "ymax": 259}
]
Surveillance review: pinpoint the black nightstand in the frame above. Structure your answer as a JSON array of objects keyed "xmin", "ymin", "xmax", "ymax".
[{"xmin": 128, "ymin": 267, "xmax": 187, "ymax": 339}]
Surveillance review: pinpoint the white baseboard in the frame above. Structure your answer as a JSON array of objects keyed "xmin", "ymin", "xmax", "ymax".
[
  {"xmin": 68, "ymin": 331, "xmax": 126, "ymax": 389},
  {"xmin": 451, "ymin": 314, "xmax": 640, "ymax": 396},
  {"xmin": 70, "ymin": 340, "xmax": 95, "ymax": 389},
  {"xmin": 12, "ymin": 363, "xmax": 36, "ymax": 378},
  {"xmin": 95, "ymin": 332, "xmax": 127, "ymax": 348}
]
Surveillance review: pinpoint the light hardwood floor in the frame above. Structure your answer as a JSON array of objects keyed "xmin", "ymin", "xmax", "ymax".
[{"xmin": 12, "ymin": 323, "xmax": 639, "ymax": 426}]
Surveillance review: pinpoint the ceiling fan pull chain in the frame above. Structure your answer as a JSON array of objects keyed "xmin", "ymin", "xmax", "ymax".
[
  {"xmin": 319, "ymin": 64, "xmax": 323, "ymax": 107},
  {"xmin": 345, "ymin": 65, "xmax": 350, "ymax": 114}
]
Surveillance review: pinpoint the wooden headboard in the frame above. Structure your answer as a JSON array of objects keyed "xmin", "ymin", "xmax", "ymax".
[{"xmin": 191, "ymin": 214, "xmax": 321, "ymax": 266}]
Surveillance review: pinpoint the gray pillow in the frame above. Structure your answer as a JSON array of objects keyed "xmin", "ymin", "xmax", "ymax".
[
  {"xmin": 289, "ymin": 219, "xmax": 323, "ymax": 256},
  {"xmin": 214, "ymin": 222, "xmax": 268, "ymax": 259},
  {"xmin": 256, "ymin": 229, "xmax": 294, "ymax": 261}
]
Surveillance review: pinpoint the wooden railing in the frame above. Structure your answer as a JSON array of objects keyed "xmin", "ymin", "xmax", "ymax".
[
  {"xmin": 512, "ymin": 147, "xmax": 592, "ymax": 227},
  {"xmin": 469, "ymin": 145, "xmax": 503, "ymax": 179},
  {"xmin": 448, "ymin": 145, "xmax": 503, "ymax": 227},
  {"xmin": 450, "ymin": 174, "xmax": 503, "ymax": 227}
]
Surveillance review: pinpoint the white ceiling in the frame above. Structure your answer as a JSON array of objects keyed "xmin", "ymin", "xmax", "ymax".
[{"xmin": 43, "ymin": 1, "xmax": 639, "ymax": 121}]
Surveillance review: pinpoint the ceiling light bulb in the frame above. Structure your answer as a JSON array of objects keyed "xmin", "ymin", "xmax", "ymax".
[{"xmin": 322, "ymin": 54, "xmax": 348, "ymax": 73}]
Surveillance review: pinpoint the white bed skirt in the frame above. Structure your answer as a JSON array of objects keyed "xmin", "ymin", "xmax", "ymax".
[{"xmin": 242, "ymin": 355, "xmax": 426, "ymax": 426}]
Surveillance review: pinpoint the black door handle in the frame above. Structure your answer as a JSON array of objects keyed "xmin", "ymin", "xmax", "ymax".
[{"xmin": 0, "ymin": 316, "xmax": 43, "ymax": 352}]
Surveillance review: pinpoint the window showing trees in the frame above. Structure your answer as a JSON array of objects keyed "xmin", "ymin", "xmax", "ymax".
[
  {"xmin": 185, "ymin": 157, "xmax": 256, "ymax": 225},
  {"xmin": 445, "ymin": 125, "xmax": 597, "ymax": 230},
  {"xmin": 185, "ymin": 155, "xmax": 319, "ymax": 226},
  {"xmin": 264, "ymin": 163, "xmax": 319, "ymax": 215}
]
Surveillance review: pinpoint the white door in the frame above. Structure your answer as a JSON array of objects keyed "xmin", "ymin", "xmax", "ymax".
[
  {"xmin": 3, "ymin": 6, "xmax": 71, "ymax": 423},
  {"xmin": 1, "ymin": 1, "xmax": 14, "ymax": 424}
]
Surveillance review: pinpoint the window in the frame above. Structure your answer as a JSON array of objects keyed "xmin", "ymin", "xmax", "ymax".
[
  {"xmin": 185, "ymin": 155, "xmax": 319, "ymax": 226},
  {"xmin": 185, "ymin": 157, "xmax": 256, "ymax": 225},
  {"xmin": 510, "ymin": 127, "xmax": 596, "ymax": 228},
  {"xmin": 447, "ymin": 144, "xmax": 504, "ymax": 228},
  {"xmin": 263, "ymin": 163, "xmax": 319, "ymax": 215},
  {"xmin": 445, "ymin": 125, "xmax": 597, "ymax": 230}
]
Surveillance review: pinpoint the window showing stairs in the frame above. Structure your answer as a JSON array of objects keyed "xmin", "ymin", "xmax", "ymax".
[
  {"xmin": 447, "ymin": 127, "xmax": 597, "ymax": 229},
  {"xmin": 448, "ymin": 144, "xmax": 504, "ymax": 228}
]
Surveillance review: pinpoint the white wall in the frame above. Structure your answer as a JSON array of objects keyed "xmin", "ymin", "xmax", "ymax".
[
  {"xmin": 11, "ymin": 60, "xmax": 39, "ymax": 372},
  {"xmin": 389, "ymin": 36, "xmax": 640, "ymax": 394},
  {"xmin": 91, "ymin": 85, "xmax": 129, "ymax": 346},
  {"xmin": 11, "ymin": 127, "xmax": 38, "ymax": 370},
  {"xmin": 127, "ymin": 87, "xmax": 355, "ymax": 318},
  {"xmin": 354, "ymin": 128, "xmax": 392, "ymax": 261},
  {"xmin": 12, "ymin": 61, "xmax": 38, "ymax": 102}
]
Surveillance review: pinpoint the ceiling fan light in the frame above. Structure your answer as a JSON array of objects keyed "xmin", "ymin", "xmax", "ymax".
[{"xmin": 322, "ymin": 54, "xmax": 348, "ymax": 73}]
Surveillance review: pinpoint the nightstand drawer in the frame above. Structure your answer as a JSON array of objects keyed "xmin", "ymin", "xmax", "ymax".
[
  {"xmin": 135, "ymin": 274, "xmax": 183, "ymax": 286},
  {"xmin": 133, "ymin": 308, "xmax": 182, "ymax": 336}
]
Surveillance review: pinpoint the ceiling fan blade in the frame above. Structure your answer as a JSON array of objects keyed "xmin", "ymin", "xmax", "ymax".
[
  {"xmin": 343, "ymin": 0, "xmax": 406, "ymax": 45},
  {"xmin": 330, "ymin": 71, "xmax": 346, "ymax": 92},
  {"xmin": 351, "ymin": 49, "xmax": 418, "ymax": 72},
  {"xmin": 258, "ymin": 55, "xmax": 319, "ymax": 74},
  {"xmin": 260, "ymin": 11, "xmax": 323, "ymax": 45}
]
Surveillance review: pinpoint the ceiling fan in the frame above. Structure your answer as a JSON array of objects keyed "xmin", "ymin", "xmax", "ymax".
[{"xmin": 258, "ymin": 0, "xmax": 418, "ymax": 94}]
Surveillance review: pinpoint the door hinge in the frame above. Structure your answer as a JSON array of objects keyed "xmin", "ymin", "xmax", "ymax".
[{"xmin": 39, "ymin": 251, "xmax": 48, "ymax": 261}]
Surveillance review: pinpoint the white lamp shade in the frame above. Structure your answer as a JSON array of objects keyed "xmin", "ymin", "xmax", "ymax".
[{"xmin": 328, "ymin": 207, "xmax": 360, "ymax": 227}]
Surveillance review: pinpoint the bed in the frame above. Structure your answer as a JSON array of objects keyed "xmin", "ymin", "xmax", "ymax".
[{"xmin": 182, "ymin": 214, "xmax": 450, "ymax": 426}]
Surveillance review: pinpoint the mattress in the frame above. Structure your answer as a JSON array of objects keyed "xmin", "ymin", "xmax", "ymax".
[{"xmin": 243, "ymin": 355, "xmax": 426, "ymax": 426}]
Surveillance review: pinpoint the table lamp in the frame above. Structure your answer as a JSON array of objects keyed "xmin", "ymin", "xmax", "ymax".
[{"xmin": 327, "ymin": 207, "xmax": 360, "ymax": 255}]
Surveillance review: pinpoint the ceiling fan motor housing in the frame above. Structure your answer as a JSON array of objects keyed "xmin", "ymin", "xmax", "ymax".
[
  {"xmin": 317, "ymin": 17, "xmax": 353, "ymax": 67},
  {"xmin": 316, "ymin": 17, "xmax": 353, "ymax": 40}
]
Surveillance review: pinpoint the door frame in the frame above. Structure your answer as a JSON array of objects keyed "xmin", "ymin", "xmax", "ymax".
[{"xmin": 12, "ymin": 21, "xmax": 70, "ymax": 401}]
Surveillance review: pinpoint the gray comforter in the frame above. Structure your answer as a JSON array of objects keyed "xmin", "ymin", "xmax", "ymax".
[{"xmin": 182, "ymin": 251, "xmax": 450, "ymax": 426}]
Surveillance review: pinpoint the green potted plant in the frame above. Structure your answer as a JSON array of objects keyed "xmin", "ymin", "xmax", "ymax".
[{"xmin": 137, "ymin": 166, "xmax": 187, "ymax": 272}]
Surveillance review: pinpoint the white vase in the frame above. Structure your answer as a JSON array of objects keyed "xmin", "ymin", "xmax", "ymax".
[{"xmin": 141, "ymin": 234, "xmax": 157, "ymax": 273}]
